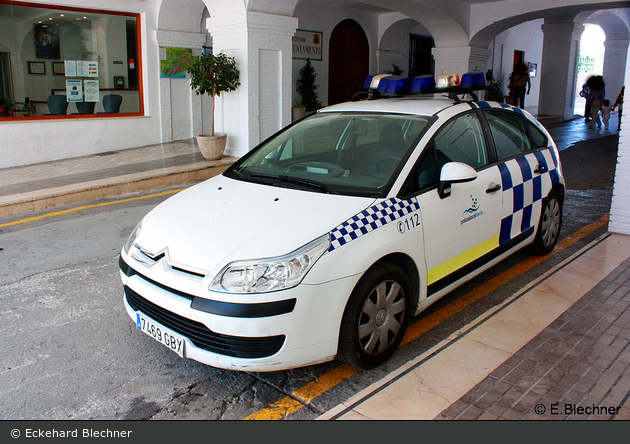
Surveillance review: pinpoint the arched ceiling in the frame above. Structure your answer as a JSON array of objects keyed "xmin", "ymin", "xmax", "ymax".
[
  {"xmin": 470, "ymin": 2, "xmax": 630, "ymax": 47},
  {"xmin": 157, "ymin": 0, "xmax": 629, "ymax": 49},
  {"xmin": 158, "ymin": 0, "xmax": 207, "ymax": 32}
]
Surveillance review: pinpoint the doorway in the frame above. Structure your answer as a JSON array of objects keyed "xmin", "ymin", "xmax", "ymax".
[
  {"xmin": 328, "ymin": 19, "xmax": 369, "ymax": 105},
  {"xmin": 0, "ymin": 52, "xmax": 12, "ymax": 106},
  {"xmin": 408, "ymin": 34, "xmax": 434, "ymax": 79}
]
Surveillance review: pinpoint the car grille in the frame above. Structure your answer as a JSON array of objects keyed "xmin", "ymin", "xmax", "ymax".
[{"xmin": 125, "ymin": 286, "xmax": 285, "ymax": 359}]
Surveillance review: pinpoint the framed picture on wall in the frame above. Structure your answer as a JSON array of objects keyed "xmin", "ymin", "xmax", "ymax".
[
  {"xmin": 528, "ymin": 62, "xmax": 537, "ymax": 78},
  {"xmin": 34, "ymin": 23, "xmax": 60, "ymax": 59},
  {"xmin": 52, "ymin": 61, "xmax": 65, "ymax": 75},
  {"xmin": 27, "ymin": 61, "xmax": 46, "ymax": 75}
]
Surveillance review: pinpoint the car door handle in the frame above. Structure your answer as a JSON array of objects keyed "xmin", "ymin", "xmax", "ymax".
[
  {"xmin": 486, "ymin": 183, "xmax": 501, "ymax": 193},
  {"xmin": 534, "ymin": 165, "xmax": 547, "ymax": 174}
]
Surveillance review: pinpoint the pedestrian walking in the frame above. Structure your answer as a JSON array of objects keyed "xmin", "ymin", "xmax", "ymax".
[
  {"xmin": 586, "ymin": 76, "xmax": 605, "ymax": 129},
  {"xmin": 614, "ymin": 86, "xmax": 624, "ymax": 131},
  {"xmin": 601, "ymin": 99, "xmax": 613, "ymax": 130},
  {"xmin": 510, "ymin": 62, "xmax": 531, "ymax": 109}
]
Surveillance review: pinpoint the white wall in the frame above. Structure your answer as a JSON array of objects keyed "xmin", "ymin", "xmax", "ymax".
[
  {"xmin": 292, "ymin": 1, "xmax": 379, "ymax": 107},
  {"xmin": 609, "ymin": 45, "xmax": 630, "ymax": 235},
  {"xmin": 0, "ymin": 0, "xmax": 162, "ymax": 169},
  {"xmin": 489, "ymin": 19, "xmax": 544, "ymax": 114}
]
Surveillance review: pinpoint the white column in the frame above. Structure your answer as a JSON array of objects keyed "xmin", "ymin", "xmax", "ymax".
[
  {"xmin": 603, "ymin": 39, "xmax": 629, "ymax": 105},
  {"xmin": 207, "ymin": 11, "xmax": 298, "ymax": 158},
  {"xmin": 538, "ymin": 18, "xmax": 584, "ymax": 120},
  {"xmin": 609, "ymin": 46, "xmax": 630, "ymax": 235},
  {"xmin": 155, "ymin": 30, "xmax": 207, "ymax": 142}
]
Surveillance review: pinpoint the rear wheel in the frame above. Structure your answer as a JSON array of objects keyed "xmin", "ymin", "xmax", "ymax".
[
  {"xmin": 337, "ymin": 262, "xmax": 411, "ymax": 369},
  {"xmin": 531, "ymin": 190, "xmax": 562, "ymax": 255}
]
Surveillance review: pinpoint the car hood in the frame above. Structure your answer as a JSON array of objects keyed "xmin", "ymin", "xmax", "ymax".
[{"xmin": 134, "ymin": 175, "xmax": 375, "ymax": 275}]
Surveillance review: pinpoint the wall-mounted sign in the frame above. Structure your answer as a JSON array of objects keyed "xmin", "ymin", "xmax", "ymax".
[
  {"xmin": 63, "ymin": 60, "xmax": 98, "ymax": 77},
  {"xmin": 66, "ymin": 79, "xmax": 83, "ymax": 102},
  {"xmin": 84, "ymin": 80, "xmax": 100, "ymax": 102},
  {"xmin": 292, "ymin": 29, "xmax": 323, "ymax": 61}
]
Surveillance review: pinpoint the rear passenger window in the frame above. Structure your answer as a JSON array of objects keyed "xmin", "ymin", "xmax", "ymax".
[
  {"xmin": 526, "ymin": 121, "xmax": 548, "ymax": 148},
  {"xmin": 485, "ymin": 110, "xmax": 534, "ymax": 160}
]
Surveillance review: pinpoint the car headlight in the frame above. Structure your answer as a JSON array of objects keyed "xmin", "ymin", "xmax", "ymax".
[
  {"xmin": 209, "ymin": 234, "xmax": 330, "ymax": 293},
  {"xmin": 123, "ymin": 222, "xmax": 142, "ymax": 254}
]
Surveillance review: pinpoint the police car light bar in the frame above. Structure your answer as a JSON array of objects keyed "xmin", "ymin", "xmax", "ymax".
[{"xmin": 362, "ymin": 71, "xmax": 486, "ymax": 101}]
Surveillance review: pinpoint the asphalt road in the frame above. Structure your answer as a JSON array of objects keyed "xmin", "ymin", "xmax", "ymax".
[{"xmin": 0, "ymin": 132, "xmax": 619, "ymax": 420}]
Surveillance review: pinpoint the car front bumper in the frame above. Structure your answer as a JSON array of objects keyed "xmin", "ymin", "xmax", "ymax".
[{"xmin": 119, "ymin": 255, "xmax": 359, "ymax": 371}]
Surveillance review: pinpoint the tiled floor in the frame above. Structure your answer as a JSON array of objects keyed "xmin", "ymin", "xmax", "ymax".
[
  {"xmin": 318, "ymin": 233, "xmax": 630, "ymax": 420},
  {"xmin": 0, "ymin": 140, "xmax": 206, "ymax": 197}
]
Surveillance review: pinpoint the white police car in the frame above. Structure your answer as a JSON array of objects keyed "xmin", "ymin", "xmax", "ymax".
[{"xmin": 119, "ymin": 72, "xmax": 564, "ymax": 371}]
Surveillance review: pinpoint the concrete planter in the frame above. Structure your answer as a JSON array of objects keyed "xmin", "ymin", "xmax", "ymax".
[
  {"xmin": 292, "ymin": 107, "xmax": 306, "ymax": 121},
  {"xmin": 196, "ymin": 133, "xmax": 227, "ymax": 160}
]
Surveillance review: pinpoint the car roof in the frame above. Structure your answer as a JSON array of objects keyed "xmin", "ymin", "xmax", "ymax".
[{"xmin": 318, "ymin": 96, "xmax": 464, "ymax": 117}]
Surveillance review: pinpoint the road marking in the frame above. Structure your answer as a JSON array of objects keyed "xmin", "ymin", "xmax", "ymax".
[
  {"xmin": 243, "ymin": 213, "xmax": 610, "ymax": 420},
  {"xmin": 0, "ymin": 189, "xmax": 184, "ymax": 229}
]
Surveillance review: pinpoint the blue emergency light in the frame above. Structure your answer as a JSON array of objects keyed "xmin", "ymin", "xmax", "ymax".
[
  {"xmin": 376, "ymin": 76, "xmax": 411, "ymax": 96},
  {"xmin": 362, "ymin": 71, "xmax": 486, "ymax": 101},
  {"xmin": 410, "ymin": 75, "xmax": 436, "ymax": 94}
]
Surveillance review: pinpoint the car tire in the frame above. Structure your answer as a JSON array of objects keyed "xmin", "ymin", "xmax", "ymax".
[
  {"xmin": 337, "ymin": 262, "xmax": 411, "ymax": 369},
  {"xmin": 531, "ymin": 189, "xmax": 562, "ymax": 255}
]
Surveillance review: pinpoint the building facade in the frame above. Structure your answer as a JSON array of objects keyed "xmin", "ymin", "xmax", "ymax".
[{"xmin": 1, "ymin": 0, "xmax": 629, "ymax": 233}]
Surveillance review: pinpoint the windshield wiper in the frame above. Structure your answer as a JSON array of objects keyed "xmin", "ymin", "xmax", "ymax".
[{"xmin": 248, "ymin": 173, "xmax": 338, "ymax": 194}]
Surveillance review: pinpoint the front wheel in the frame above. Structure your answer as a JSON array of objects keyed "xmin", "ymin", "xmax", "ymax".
[
  {"xmin": 337, "ymin": 262, "xmax": 411, "ymax": 369},
  {"xmin": 530, "ymin": 190, "xmax": 563, "ymax": 255}
]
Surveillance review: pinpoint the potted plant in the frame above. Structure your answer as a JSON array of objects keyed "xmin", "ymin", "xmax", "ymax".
[
  {"xmin": 296, "ymin": 59, "xmax": 322, "ymax": 113},
  {"xmin": 485, "ymin": 70, "xmax": 504, "ymax": 102},
  {"xmin": 292, "ymin": 99, "xmax": 306, "ymax": 121},
  {"xmin": 187, "ymin": 52, "xmax": 240, "ymax": 160},
  {"xmin": 0, "ymin": 100, "xmax": 14, "ymax": 117}
]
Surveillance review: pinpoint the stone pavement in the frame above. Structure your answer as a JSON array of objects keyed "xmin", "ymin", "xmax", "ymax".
[
  {"xmin": 318, "ymin": 233, "xmax": 630, "ymax": 420},
  {"xmin": 441, "ymin": 256, "xmax": 630, "ymax": 420}
]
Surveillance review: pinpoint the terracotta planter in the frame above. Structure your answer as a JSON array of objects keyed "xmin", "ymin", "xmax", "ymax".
[{"xmin": 196, "ymin": 133, "xmax": 227, "ymax": 160}]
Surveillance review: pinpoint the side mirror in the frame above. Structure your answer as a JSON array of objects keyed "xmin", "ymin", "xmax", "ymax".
[{"xmin": 438, "ymin": 162, "xmax": 477, "ymax": 199}]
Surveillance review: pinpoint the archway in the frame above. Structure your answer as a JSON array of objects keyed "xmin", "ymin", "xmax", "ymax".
[{"xmin": 328, "ymin": 19, "xmax": 369, "ymax": 105}]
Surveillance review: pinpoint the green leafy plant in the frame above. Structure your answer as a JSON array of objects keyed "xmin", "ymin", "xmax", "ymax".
[
  {"xmin": 0, "ymin": 100, "xmax": 14, "ymax": 116},
  {"xmin": 385, "ymin": 63, "xmax": 404, "ymax": 75},
  {"xmin": 485, "ymin": 70, "xmax": 504, "ymax": 102},
  {"xmin": 296, "ymin": 59, "xmax": 322, "ymax": 111},
  {"xmin": 187, "ymin": 52, "xmax": 240, "ymax": 136}
]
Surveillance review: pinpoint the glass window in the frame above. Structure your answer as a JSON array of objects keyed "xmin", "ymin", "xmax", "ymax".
[
  {"xmin": 0, "ymin": 1, "xmax": 142, "ymax": 119},
  {"xmin": 526, "ymin": 120, "xmax": 548, "ymax": 148},
  {"xmin": 433, "ymin": 112, "xmax": 489, "ymax": 169},
  {"xmin": 226, "ymin": 112, "xmax": 433, "ymax": 197},
  {"xmin": 484, "ymin": 110, "xmax": 534, "ymax": 160}
]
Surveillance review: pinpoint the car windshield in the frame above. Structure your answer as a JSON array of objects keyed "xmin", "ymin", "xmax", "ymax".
[{"xmin": 225, "ymin": 112, "xmax": 433, "ymax": 197}]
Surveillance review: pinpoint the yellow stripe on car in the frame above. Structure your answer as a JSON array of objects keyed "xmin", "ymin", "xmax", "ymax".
[{"xmin": 427, "ymin": 235, "xmax": 500, "ymax": 284}]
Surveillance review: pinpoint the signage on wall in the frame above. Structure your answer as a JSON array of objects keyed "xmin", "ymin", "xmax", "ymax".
[
  {"xmin": 84, "ymin": 80, "xmax": 100, "ymax": 102},
  {"xmin": 63, "ymin": 60, "xmax": 98, "ymax": 77},
  {"xmin": 65, "ymin": 79, "xmax": 83, "ymax": 102},
  {"xmin": 292, "ymin": 29, "xmax": 323, "ymax": 61}
]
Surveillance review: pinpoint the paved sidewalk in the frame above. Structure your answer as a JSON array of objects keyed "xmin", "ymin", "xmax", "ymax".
[
  {"xmin": 442, "ymin": 256, "xmax": 630, "ymax": 420},
  {"xmin": 318, "ymin": 233, "xmax": 630, "ymax": 420},
  {"xmin": 0, "ymin": 139, "xmax": 236, "ymax": 217}
]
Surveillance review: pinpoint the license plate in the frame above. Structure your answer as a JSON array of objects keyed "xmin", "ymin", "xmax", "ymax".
[{"xmin": 136, "ymin": 313, "xmax": 185, "ymax": 358}]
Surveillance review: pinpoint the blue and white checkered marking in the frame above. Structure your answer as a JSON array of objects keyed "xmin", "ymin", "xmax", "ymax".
[
  {"xmin": 498, "ymin": 148, "xmax": 560, "ymax": 245},
  {"xmin": 329, "ymin": 197, "xmax": 420, "ymax": 251}
]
